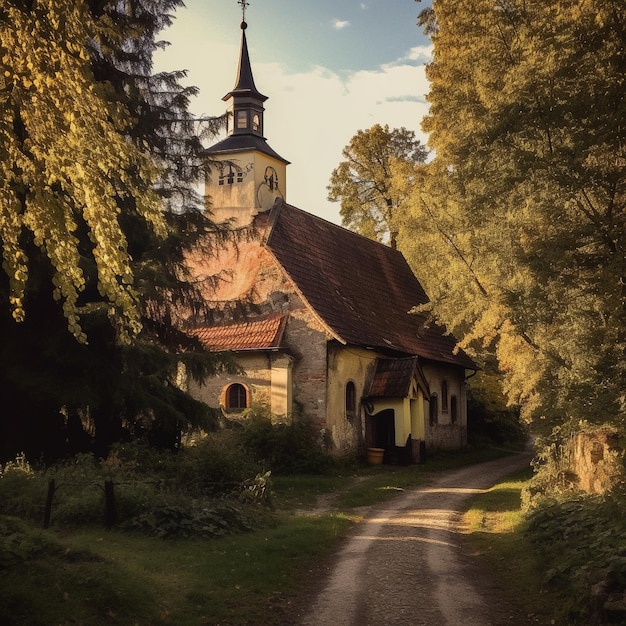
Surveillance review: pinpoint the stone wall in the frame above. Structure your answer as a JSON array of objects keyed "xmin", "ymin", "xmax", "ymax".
[{"xmin": 565, "ymin": 429, "xmax": 625, "ymax": 494}]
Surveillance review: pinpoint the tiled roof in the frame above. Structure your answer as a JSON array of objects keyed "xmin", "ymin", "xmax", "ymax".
[
  {"xmin": 265, "ymin": 201, "xmax": 476, "ymax": 369},
  {"xmin": 191, "ymin": 314, "xmax": 287, "ymax": 351},
  {"xmin": 369, "ymin": 358, "xmax": 419, "ymax": 398}
]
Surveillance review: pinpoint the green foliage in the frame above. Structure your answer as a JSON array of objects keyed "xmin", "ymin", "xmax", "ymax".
[
  {"xmin": 466, "ymin": 367, "xmax": 527, "ymax": 446},
  {"xmin": 403, "ymin": 0, "xmax": 626, "ymax": 430},
  {"xmin": 525, "ymin": 494, "xmax": 626, "ymax": 622},
  {"xmin": 328, "ymin": 124, "xmax": 428, "ymax": 249},
  {"xmin": 120, "ymin": 502, "xmax": 260, "ymax": 539},
  {"xmin": 523, "ymin": 421, "xmax": 626, "ymax": 510},
  {"xmin": 0, "ymin": 455, "xmax": 46, "ymax": 521},
  {"xmin": 239, "ymin": 417, "xmax": 332, "ymax": 475},
  {"xmin": 0, "ymin": 0, "xmax": 231, "ymax": 460}
]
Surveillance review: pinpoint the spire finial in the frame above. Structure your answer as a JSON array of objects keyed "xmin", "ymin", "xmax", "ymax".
[{"xmin": 238, "ymin": 0, "xmax": 249, "ymax": 27}]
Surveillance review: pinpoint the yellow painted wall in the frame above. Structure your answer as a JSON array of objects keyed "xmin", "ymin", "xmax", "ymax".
[
  {"xmin": 206, "ymin": 150, "xmax": 287, "ymax": 226},
  {"xmin": 326, "ymin": 344, "xmax": 378, "ymax": 454},
  {"xmin": 270, "ymin": 354, "xmax": 293, "ymax": 419}
]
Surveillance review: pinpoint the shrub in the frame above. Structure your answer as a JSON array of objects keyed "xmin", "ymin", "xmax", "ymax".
[
  {"xmin": 120, "ymin": 501, "xmax": 262, "ymax": 539},
  {"xmin": 173, "ymin": 431, "xmax": 262, "ymax": 496},
  {"xmin": 0, "ymin": 454, "xmax": 47, "ymax": 522},
  {"xmin": 239, "ymin": 417, "xmax": 331, "ymax": 474}
]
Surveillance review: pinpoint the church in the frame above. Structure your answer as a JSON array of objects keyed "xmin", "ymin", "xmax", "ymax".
[{"xmin": 185, "ymin": 17, "xmax": 476, "ymax": 462}]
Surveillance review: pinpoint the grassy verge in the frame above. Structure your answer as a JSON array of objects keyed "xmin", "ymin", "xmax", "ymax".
[
  {"xmin": 0, "ymin": 444, "xmax": 526, "ymax": 626},
  {"xmin": 1, "ymin": 513, "xmax": 354, "ymax": 626},
  {"xmin": 462, "ymin": 468, "xmax": 626, "ymax": 625},
  {"xmin": 462, "ymin": 469, "xmax": 567, "ymax": 624}
]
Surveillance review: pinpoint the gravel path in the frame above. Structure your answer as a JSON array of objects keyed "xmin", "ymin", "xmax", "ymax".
[{"xmin": 297, "ymin": 453, "xmax": 534, "ymax": 626}]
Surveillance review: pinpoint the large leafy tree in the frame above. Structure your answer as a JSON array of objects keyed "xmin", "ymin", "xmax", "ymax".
[
  {"xmin": 401, "ymin": 0, "xmax": 626, "ymax": 429},
  {"xmin": 0, "ymin": 0, "xmax": 228, "ymax": 460},
  {"xmin": 328, "ymin": 124, "xmax": 428, "ymax": 249}
]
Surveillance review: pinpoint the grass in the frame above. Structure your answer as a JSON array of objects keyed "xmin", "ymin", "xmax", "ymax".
[
  {"xmin": 1, "ymin": 513, "xmax": 354, "ymax": 626},
  {"xmin": 0, "ymin": 443, "xmax": 545, "ymax": 626},
  {"xmin": 462, "ymin": 469, "xmax": 576, "ymax": 625}
]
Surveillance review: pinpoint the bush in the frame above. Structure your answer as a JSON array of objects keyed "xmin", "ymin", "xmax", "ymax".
[
  {"xmin": 239, "ymin": 417, "xmax": 331, "ymax": 474},
  {"xmin": 0, "ymin": 454, "xmax": 47, "ymax": 522},
  {"xmin": 120, "ymin": 501, "xmax": 262, "ymax": 539}
]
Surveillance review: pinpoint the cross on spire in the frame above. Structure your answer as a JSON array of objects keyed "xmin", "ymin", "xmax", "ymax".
[{"xmin": 238, "ymin": 0, "xmax": 249, "ymax": 23}]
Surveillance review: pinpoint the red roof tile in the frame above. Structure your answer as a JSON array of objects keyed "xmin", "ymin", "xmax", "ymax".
[
  {"xmin": 191, "ymin": 314, "xmax": 287, "ymax": 351},
  {"xmin": 265, "ymin": 201, "xmax": 476, "ymax": 369}
]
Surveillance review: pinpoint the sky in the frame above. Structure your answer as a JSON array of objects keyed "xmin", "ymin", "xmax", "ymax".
[{"xmin": 154, "ymin": 0, "xmax": 433, "ymax": 224}]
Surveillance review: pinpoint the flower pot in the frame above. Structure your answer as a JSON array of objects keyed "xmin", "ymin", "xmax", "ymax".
[{"xmin": 366, "ymin": 447, "xmax": 385, "ymax": 465}]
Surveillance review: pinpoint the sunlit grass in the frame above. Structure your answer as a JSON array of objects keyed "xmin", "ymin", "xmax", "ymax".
[
  {"xmin": 462, "ymin": 468, "xmax": 567, "ymax": 624},
  {"xmin": 1, "ymin": 513, "xmax": 353, "ymax": 626}
]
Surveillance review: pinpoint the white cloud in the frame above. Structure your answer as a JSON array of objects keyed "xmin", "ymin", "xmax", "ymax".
[
  {"xmin": 253, "ymin": 58, "xmax": 431, "ymax": 223},
  {"xmin": 331, "ymin": 18, "xmax": 350, "ymax": 30},
  {"xmin": 360, "ymin": 3, "xmax": 368, "ymax": 9},
  {"xmin": 401, "ymin": 45, "xmax": 434, "ymax": 64}
]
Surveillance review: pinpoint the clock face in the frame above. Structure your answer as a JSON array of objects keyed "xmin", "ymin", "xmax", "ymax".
[{"xmin": 257, "ymin": 166, "xmax": 283, "ymax": 210}]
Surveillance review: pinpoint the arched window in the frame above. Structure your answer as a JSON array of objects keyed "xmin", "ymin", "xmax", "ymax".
[
  {"xmin": 450, "ymin": 395, "xmax": 458, "ymax": 423},
  {"xmin": 441, "ymin": 380, "xmax": 448, "ymax": 413},
  {"xmin": 429, "ymin": 393, "xmax": 438, "ymax": 426},
  {"xmin": 225, "ymin": 383, "xmax": 249, "ymax": 412},
  {"xmin": 345, "ymin": 381, "xmax": 356, "ymax": 419}
]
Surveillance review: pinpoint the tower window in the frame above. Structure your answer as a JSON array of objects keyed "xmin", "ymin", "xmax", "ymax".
[
  {"xmin": 236, "ymin": 110, "xmax": 248, "ymax": 129},
  {"xmin": 225, "ymin": 383, "xmax": 249, "ymax": 412},
  {"xmin": 219, "ymin": 166, "xmax": 240, "ymax": 186},
  {"xmin": 345, "ymin": 381, "xmax": 356, "ymax": 420},
  {"xmin": 252, "ymin": 113, "xmax": 260, "ymax": 132},
  {"xmin": 451, "ymin": 395, "xmax": 458, "ymax": 423}
]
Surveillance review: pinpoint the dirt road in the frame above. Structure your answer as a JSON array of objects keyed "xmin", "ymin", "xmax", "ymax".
[{"xmin": 298, "ymin": 453, "xmax": 534, "ymax": 626}]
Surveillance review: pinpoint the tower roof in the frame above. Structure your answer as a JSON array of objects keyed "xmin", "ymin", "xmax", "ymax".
[
  {"xmin": 206, "ymin": 16, "xmax": 288, "ymax": 164},
  {"xmin": 222, "ymin": 24, "xmax": 267, "ymax": 103}
]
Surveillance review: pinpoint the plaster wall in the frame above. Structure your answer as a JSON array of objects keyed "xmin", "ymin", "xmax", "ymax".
[
  {"xmin": 326, "ymin": 345, "xmax": 379, "ymax": 454},
  {"xmin": 206, "ymin": 151, "xmax": 287, "ymax": 226},
  {"xmin": 422, "ymin": 362, "xmax": 468, "ymax": 450},
  {"xmin": 188, "ymin": 353, "xmax": 272, "ymax": 417}
]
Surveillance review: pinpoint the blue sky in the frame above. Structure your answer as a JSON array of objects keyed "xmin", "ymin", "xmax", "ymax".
[{"xmin": 155, "ymin": 0, "xmax": 432, "ymax": 223}]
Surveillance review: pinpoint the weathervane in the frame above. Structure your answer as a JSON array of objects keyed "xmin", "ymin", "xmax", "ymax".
[{"xmin": 238, "ymin": 0, "xmax": 249, "ymax": 23}]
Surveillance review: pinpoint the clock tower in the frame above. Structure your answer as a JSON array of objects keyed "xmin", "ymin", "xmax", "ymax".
[{"xmin": 205, "ymin": 13, "xmax": 289, "ymax": 226}]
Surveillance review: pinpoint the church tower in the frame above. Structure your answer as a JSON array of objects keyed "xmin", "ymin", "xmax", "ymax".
[{"xmin": 205, "ymin": 12, "xmax": 289, "ymax": 226}]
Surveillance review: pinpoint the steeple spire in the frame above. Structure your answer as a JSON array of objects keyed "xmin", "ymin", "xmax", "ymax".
[{"xmin": 222, "ymin": 4, "xmax": 267, "ymax": 138}]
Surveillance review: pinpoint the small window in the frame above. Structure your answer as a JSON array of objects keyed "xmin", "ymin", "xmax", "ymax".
[
  {"xmin": 429, "ymin": 393, "xmax": 438, "ymax": 426},
  {"xmin": 236, "ymin": 110, "xmax": 247, "ymax": 129},
  {"xmin": 345, "ymin": 381, "xmax": 356, "ymax": 419},
  {"xmin": 225, "ymin": 383, "xmax": 249, "ymax": 411},
  {"xmin": 441, "ymin": 380, "xmax": 448, "ymax": 413},
  {"xmin": 252, "ymin": 113, "xmax": 260, "ymax": 132},
  {"xmin": 450, "ymin": 395, "xmax": 458, "ymax": 423}
]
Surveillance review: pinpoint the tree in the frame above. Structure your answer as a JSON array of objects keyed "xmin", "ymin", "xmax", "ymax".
[
  {"xmin": 328, "ymin": 124, "xmax": 428, "ymax": 249},
  {"xmin": 0, "ymin": 0, "xmax": 229, "ymax": 460},
  {"xmin": 400, "ymin": 0, "xmax": 626, "ymax": 429}
]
